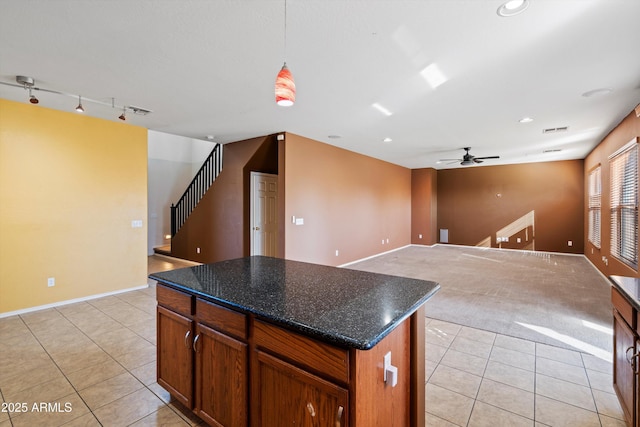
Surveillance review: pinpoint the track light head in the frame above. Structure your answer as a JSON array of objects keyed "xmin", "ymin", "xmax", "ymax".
[
  {"xmin": 28, "ymin": 88, "xmax": 39, "ymax": 104},
  {"xmin": 75, "ymin": 96, "xmax": 84, "ymax": 113},
  {"xmin": 118, "ymin": 112, "xmax": 126, "ymax": 121}
]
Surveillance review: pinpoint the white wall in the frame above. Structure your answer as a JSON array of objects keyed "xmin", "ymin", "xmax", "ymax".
[{"xmin": 147, "ymin": 130, "xmax": 215, "ymax": 254}]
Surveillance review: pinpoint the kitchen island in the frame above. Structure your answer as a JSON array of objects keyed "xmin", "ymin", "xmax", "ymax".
[{"xmin": 151, "ymin": 256, "xmax": 440, "ymax": 427}]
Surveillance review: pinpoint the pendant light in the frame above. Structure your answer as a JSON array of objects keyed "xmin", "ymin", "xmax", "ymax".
[
  {"xmin": 275, "ymin": 0, "xmax": 295, "ymax": 106},
  {"xmin": 118, "ymin": 107, "xmax": 126, "ymax": 121}
]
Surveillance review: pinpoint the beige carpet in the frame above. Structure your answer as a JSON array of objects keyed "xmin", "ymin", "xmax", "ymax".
[{"xmin": 348, "ymin": 245, "xmax": 613, "ymax": 358}]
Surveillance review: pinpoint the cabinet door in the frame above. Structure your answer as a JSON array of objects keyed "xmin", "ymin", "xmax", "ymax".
[
  {"xmin": 613, "ymin": 310, "xmax": 636, "ymax": 426},
  {"xmin": 195, "ymin": 323, "xmax": 248, "ymax": 427},
  {"xmin": 255, "ymin": 351, "xmax": 348, "ymax": 427},
  {"xmin": 157, "ymin": 306, "xmax": 194, "ymax": 408}
]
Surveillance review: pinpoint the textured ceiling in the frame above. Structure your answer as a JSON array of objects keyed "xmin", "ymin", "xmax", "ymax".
[{"xmin": 1, "ymin": 0, "xmax": 639, "ymax": 169}]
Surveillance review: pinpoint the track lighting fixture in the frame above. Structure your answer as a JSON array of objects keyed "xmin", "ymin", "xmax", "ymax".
[
  {"xmin": 275, "ymin": 0, "xmax": 295, "ymax": 106},
  {"xmin": 28, "ymin": 88, "xmax": 39, "ymax": 104},
  {"xmin": 16, "ymin": 75, "xmax": 40, "ymax": 105},
  {"xmin": 75, "ymin": 96, "xmax": 84, "ymax": 113},
  {"xmin": 1, "ymin": 75, "xmax": 153, "ymax": 120}
]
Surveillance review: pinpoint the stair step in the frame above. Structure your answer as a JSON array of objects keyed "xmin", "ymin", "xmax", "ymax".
[{"xmin": 153, "ymin": 245, "xmax": 172, "ymax": 256}]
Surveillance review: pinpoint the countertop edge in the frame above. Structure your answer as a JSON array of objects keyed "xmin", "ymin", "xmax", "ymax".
[
  {"xmin": 609, "ymin": 275, "xmax": 640, "ymax": 312},
  {"xmin": 152, "ymin": 275, "xmax": 440, "ymax": 350}
]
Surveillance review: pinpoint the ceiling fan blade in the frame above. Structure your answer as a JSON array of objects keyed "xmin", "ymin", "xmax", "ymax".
[
  {"xmin": 438, "ymin": 158, "xmax": 461, "ymax": 162},
  {"xmin": 474, "ymin": 159, "xmax": 484, "ymax": 163},
  {"xmin": 474, "ymin": 155, "xmax": 500, "ymax": 160}
]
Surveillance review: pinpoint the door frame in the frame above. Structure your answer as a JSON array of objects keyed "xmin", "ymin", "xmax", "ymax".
[{"xmin": 250, "ymin": 172, "xmax": 279, "ymax": 256}]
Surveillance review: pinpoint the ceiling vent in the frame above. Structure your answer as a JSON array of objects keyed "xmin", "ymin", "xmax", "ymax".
[
  {"xmin": 543, "ymin": 149, "xmax": 562, "ymax": 153},
  {"xmin": 542, "ymin": 126, "xmax": 568, "ymax": 134},
  {"xmin": 129, "ymin": 106, "xmax": 152, "ymax": 115}
]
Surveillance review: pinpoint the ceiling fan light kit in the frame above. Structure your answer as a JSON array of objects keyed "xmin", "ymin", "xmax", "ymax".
[{"xmin": 439, "ymin": 147, "xmax": 500, "ymax": 166}]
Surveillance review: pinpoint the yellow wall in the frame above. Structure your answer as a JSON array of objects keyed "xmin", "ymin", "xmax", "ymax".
[{"xmin": 0, "ymin": 99, "xmax": 148, "ymax": 314}]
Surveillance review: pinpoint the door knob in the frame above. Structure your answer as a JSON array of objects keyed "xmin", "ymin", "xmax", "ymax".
[{"xmin": 255, "ymin": 226, "xmax": 260, "ymax": 230}]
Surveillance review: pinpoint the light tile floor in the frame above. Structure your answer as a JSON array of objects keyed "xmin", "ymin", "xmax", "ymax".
[
  {"xmin": 425, "ymin": 318, "xmax": 626, "ymax": 426},
  {"xmin": 0, "ymin": 256, "xmax": 627, "ymax": 427}
]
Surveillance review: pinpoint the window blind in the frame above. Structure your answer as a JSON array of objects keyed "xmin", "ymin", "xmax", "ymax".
[
  {"xmin": 610, "ymin": 140, "xmax": 638, "ymax": 269},
  {"xmin": 588, "ymin": 166, "xmax": 601, "ymax": 248}
]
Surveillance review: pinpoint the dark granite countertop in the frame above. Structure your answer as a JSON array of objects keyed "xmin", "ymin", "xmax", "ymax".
[
  {"xmin": 150, "ymin": 256, "xmax": 440, "ymax": 350},
  {"xmin": 610, "ymin": 275, "xmax": 640, "ymax": 312}
]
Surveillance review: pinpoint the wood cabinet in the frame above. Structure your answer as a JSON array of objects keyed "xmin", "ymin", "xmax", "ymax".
[
  {"xmin": 157, "ymin": 285, "xmax": 248, "ymax": 427},
  {"xmin": 157, "ymin": 305, "xmax": 194, "ymax": 407},
  {"xmin": 255, "ymin": 351, "xmax": 348, "ymax": 426},
  {"xmin": 194, "ymin": 322, "xmax": 248, "ymax": 426},
  {"xmin": 612, "ymin": 287, "xmax": 639, "ymax": 427},
  {"xmin": 157, "ymin": 283, "xmax": 425, "ymax": 427}
]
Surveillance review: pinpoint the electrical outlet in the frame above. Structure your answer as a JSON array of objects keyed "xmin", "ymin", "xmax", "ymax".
[
  {"xmin": 418, "ymin": 234, "xmax": 422, "ymax": 239},
  {"xmin": 47, "ymin": 277, "xmax": 55, "ymax": 287},
  {"xmin": 196, "ymin": 247, "xmax": 201, "ymax": 254},
  {"xmin": 568, "ymin": 240, "xmax": 573, "ymax": 247},
  {"xmin": 335, "ymin": 250, "xmax": 339, "ymax": 256}
]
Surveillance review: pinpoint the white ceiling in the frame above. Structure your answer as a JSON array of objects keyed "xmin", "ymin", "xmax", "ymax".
[{"xmin": 1, "ymin": 0, "xmax": 639, "ymax": 169}]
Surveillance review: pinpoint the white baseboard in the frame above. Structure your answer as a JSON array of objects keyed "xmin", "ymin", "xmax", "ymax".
[
  {"xmin": 0, "ymin": 284, "xmax": 149, "ymax": 319},
  {"xmin": 338, "ymin": 244, "xmax": 413, "ymax": 268}
]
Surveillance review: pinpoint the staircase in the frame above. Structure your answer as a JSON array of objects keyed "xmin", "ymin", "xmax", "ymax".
[{"xmin": 170, "ymin": 144, "xmax": 223, "ymax": 237}]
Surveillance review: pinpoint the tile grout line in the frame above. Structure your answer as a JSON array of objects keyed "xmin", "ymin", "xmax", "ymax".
[{"xmin": 55, "ymin": 296, "xmax": 195, "ymax": 426}]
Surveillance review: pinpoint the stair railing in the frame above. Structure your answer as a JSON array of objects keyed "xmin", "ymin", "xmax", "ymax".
[{"xmin": 170, "ymin": 144, "xmax": 223, "ymax": 236}]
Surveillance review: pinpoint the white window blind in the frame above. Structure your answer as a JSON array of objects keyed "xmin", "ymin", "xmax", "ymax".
[
  {"xmin": 588, "ymin": 166, "xmax": 601, "ymax": 248},
  {"xmin": 610, "ymin": 140, "xmax": 638, "ymax": 269}
]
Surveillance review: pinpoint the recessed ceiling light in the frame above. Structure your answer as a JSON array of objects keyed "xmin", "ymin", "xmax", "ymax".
[
  {"xmin": 497, "ymin": 0, "xmax": 530, "ymax": 17},
  {"xmin": 519, "ymin": 117, "xmax": 534, "ymax": 123},
  {"xmin": 383, "ymin": 137, "xmax": 393, "ymax": 143},
  {"xmin": 206, "ymin": 135, "xmax": 215, "ymax": 140},
  {"xmin": 581, "ymin": 88, "xmax": 612, "ymax": 98},
  {"xmin": 372, "ymin": 103, "xmax": 393, "ymax": 116}
]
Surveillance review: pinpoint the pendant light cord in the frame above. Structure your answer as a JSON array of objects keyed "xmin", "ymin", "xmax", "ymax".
[{"xmin": 284, "ymin": 0, "xmax": 287, "ymax": 63}]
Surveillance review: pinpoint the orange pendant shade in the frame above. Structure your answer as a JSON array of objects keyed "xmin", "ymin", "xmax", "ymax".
[{"xmin": 275, "ymin": 63, "xmax": 295, "ymax": 106}]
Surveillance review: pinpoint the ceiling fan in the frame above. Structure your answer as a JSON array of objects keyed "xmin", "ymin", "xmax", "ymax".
[{"xmin": 440, "ymin": 147, "xmax": 500, "ymax": 166}]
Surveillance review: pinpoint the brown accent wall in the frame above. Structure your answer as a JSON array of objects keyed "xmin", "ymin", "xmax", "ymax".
[
  {"xmin": 584, "ymin": 110, "xmax": 640, "ymax": 277},
  {"xmin": 411, "ymin": 168, "xmax": 438, "ymax": 245},
  {"xmin": 171, "ymin": 135, "xmax": 278, "ymax": 263},
  {"xmin": 283, "ymin": 133, "xmax": 411, "ymax": 266},
  {"xmin": 437, "ymin": 160, "xmax": 584, "ymax": 253}
]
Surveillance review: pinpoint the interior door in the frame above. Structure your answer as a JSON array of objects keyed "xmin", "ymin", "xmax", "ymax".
[{"xmin": 250, "ymin": 172, "xmax": 278, "ymax": 256}]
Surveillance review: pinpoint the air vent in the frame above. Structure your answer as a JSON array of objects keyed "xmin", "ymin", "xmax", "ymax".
[
  {"xmin": 129, "ymin": 106, "xmax": 152, "ymax": 115},
  {"xmin": 543, "ymin": 149, "xmax": 562, "ymax": 153},
  {"xmin": 543, "ymin": 127, "xmax": 568, "ymax": 134}
]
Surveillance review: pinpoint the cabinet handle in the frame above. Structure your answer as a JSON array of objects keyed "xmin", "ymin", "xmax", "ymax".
[
  {"xmin": 626, "ymin": 346, "xmax": 635, "ymax": 364},
  {"xmin": 632, "ymin": 352, "xmax": 640, "ymax": 374},
  {"xmin": 184, "ymin": 330, "xmax": 191, "ymax": 349},
  {"xmin": 193, "ymin": 334, "xmax": 201, "ymax": 353},
  {"xmin": 335, "ymin": 405, "xmax": 344, "ymax": 427}
]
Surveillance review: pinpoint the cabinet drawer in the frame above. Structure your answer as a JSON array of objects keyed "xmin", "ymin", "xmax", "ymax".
[
  {"xmin": 157, "ymin": 284, "xmax": 194, "ymax": 316},
  {"xmin": 254, "ymin": 320, "xmax": 349, "ymax": 384},
  {"xmin": 612, "ymin": 287, "xmax": 635, "ymax": 329},
  {"xmin": 196, "ymin": 298, "xmax": 247, "ymax": 340}
]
